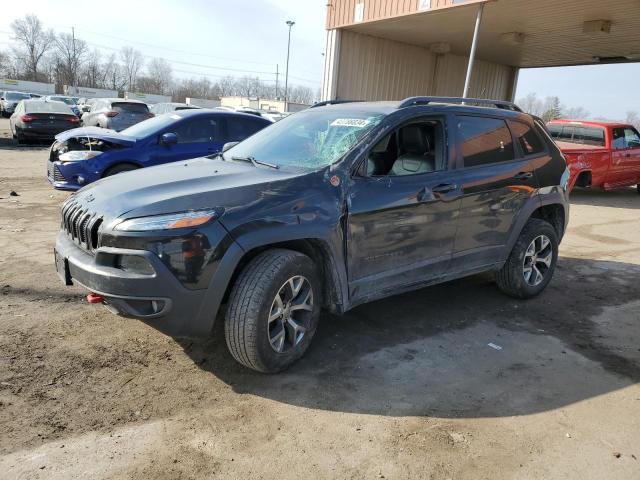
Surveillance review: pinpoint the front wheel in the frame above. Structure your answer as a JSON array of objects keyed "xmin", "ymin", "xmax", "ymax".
[
  {"xmin": 103, "ymin": 163, "xmax": 139, "ymax": 177},
  {"xmin": 225, "ymin": 249, "xmax": 321, "ymax": 373},
  {"xmin": 496, "ymin": 218, "xmax": 559, "ymax": 299}
]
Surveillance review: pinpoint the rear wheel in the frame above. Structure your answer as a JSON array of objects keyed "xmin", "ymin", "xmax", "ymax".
[
  {"xmin": 225, "ymin": 249, "xmax": 321, "ymax": 373},
  {"xmin": 15, "ymin": 129, "xmax": 25, "ymax": 145},
  {"xmin": 496, "ymin": 218, "xmax": 558, "ymax": 299},
  {"xmin": 103, "ymin": 163, "xmax": 139, "ymax": 177}
]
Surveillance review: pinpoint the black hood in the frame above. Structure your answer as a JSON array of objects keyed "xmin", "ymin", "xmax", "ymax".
[{"xmin": 69, "ymin": 157, "xmax": 306, "ymax": 228}]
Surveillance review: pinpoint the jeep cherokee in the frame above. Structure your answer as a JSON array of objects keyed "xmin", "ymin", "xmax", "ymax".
[{"xmin": 54, "ymin": 96, "xmax": 570, "ymax": 373}]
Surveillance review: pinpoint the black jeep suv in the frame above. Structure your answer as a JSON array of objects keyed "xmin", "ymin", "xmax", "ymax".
[{"xmin": 54, "ymin": 96, "xmax": 570, "ymax": 372}]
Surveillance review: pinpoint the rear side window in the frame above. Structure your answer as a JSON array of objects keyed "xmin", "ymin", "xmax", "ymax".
[
  {"xmin": 112, "ymin": 102, "xmax": 149, "ymax": 114},
  {"xmin": 457, "ymin": 116, "xmax": 515, "ymax": 167},
  {"xmin": 174, "ymin": 117, "xmax": 220, "ymax": 143},
  {"xmin": 508, "ymin": 120, "xmax": 545, "ymax": 155},
  {"xmin": 548, "ymin": 123, "xmax": 605, "ymax": 146},
  {"xmin": 226, "ymin": 117, "xmax": 266, "ymax": 141}
]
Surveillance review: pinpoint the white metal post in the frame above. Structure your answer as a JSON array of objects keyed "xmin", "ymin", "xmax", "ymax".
[{"xmin": 462, "ymin": 3, "xmax": 485, "ymax": 99}]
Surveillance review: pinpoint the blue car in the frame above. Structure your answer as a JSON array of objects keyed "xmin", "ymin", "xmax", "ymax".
[{"xmin": 47, "ymin": 109, "xmax": 271, "ymax": 190}]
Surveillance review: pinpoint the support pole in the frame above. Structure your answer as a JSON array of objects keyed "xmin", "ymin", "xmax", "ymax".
[{"xmin": 462, "ymin": 3, "xmax": 484, "ymax": 99}]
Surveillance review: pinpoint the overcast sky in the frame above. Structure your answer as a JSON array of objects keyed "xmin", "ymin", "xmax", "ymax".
[{"xmin": 1, "ymin": 0, "xmax": 638, "ymax": 120}]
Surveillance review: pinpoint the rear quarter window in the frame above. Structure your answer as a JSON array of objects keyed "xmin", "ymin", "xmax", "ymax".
[
  {"xmin": 547, "ymin": 123, "xmax": 605, "ymax": 147},
  {"xmin": 508, "ymin": 120, "xmax": 546, "ymax": 155}
]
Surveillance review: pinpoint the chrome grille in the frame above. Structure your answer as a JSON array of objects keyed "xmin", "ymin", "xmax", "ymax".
[
  {"xmin": 60, "ymin": 200, "xmax": 103, "ymax": 252},
  {"xmin": 53, "ymin": 165, "xmax": 65, "ymax": 182},
  {"xmin": 47, "ymin": 162, "xmax": 66, "ymax": 182}
]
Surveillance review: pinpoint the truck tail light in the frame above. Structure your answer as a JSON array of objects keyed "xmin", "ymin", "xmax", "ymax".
[
  {"xmin": 68, "ymin": 116, "xmax": 80, "ymax": 124},
  {"xmin": 105, "ymin": 111, "xmax": 119, "ymax": 117},
  {"xmin": 20, "ymin": 114, "xmax": 39, "ymax": 123}
]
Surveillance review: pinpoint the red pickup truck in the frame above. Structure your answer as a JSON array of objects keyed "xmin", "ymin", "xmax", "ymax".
[{"xmin": 547, "ymin": 120, "xmax": 640, "ymax": 193}]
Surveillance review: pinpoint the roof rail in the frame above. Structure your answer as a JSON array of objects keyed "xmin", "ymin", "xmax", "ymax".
[
  {"xmin": 310, "ymin": 99, "xmax": 363, "ymax": 108},
  {"xmin": 398, "ymin": 96, "xmax": 523, "ymax": 112}
]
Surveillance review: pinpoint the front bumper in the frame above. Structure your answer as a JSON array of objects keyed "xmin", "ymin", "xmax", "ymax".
[
  {"xmin": 47, "ymin": 160, "xmax": 95, "ymax": 190},
  {"xmin": 54, "ymin": 231, "xmax": 217, "ymax": 337}
]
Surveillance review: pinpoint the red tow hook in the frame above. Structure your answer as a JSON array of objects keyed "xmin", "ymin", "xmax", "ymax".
[{"xmin": 86, "ymin": 293, "xmax": 105, "ymax": 304}]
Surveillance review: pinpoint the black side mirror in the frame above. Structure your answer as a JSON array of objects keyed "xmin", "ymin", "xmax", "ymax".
[
  {"xmin": 222, "ymin": 141, "xmax": 239, "ymax": 152},
  {"xmin": 160, "ymin": 132, "xmax": 178, "ymax": 145}
]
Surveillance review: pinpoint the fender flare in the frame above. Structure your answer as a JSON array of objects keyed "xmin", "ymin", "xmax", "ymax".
[
  {"xmin": 192, "ymin": 222, "xmax": 349, "ymax": 335},
  {"xmin": 500, "ymin": 190, "xmax": 568, "ymax": 263}
]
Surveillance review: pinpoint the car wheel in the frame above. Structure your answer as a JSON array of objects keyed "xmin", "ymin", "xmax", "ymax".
[
  {"xmin": 496, "ymin": 218, "xmax": 558, "ymax": 299},
  {"xmin": 15, "ymin": 130, "xmax": 25, "ymax": 145},
  {"xmin": 225, "ymin": 249, "xmax": 321, "ymax": 373},
  {"xmin": 103, "ymin": 163, "xmax": 139, "ymax": 177}
]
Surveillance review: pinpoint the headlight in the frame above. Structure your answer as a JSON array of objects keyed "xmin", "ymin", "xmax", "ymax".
[
  {"xmin": 58, "ymin": 150, "xmax": 103, "ymax": 162},
  {"xmin": 114, "ymin": 209, "xmax": 221, "ymax": 232}
]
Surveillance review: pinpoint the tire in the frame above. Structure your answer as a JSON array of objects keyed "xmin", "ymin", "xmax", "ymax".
[
  {"xmin": 16, "ymin": 130, "xmax": 25, "ymax": 145},
  {"xmin": 496, "ymin": 218, "xmax": 559, "ymax": 299},
  {"xmin": 103, "ymin": 163, "xmax": 139, "ymax": 177},
  {"xmin": 225, "ymin": 249, "xmax": 321, "ymax": 373}
]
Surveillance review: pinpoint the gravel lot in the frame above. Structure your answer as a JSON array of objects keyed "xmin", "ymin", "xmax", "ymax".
[{"xmin": 0, "ymin": 117, "xmax": 639, "ymax": 479}]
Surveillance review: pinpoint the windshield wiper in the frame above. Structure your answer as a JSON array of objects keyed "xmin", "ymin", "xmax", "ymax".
[
  {"xmin": 231, "ymin": 155, "xmax": 279, "ymax": 169},
  {"xmin": 207, "ymin": 152, "xmax": 226, "ymax": 160}
]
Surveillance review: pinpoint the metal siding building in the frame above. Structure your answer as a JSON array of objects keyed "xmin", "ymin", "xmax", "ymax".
[{"xmin": 322, "ymin": 0, "xmax": 640, "ymax": 102}]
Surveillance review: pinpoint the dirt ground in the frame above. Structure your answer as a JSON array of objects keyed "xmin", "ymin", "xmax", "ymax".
[{"xmin": 0, "ymin": 117, "xmax": 639, "ymax": 480}]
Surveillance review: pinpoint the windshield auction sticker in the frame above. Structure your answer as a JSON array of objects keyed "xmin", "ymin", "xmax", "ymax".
[{"xmin": 330, "ymin": 118, "xmax": 370, "ymax": 128}]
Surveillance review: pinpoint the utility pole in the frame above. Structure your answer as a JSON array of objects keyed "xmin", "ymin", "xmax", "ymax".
[
  {"xmin": 275, "ymin": 64, "xmax": 279, "ymax": 99},
  {"xmin": 284, "ymin": 20, "xmax": 295, "ymax": 111}
]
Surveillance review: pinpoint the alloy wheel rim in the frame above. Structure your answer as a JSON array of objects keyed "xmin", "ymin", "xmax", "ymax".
[
  {"xmin": 268, "ymin": 276, "xmax": 313, "ymax": 353},
  {"xmin": 523, "ymin": 235, "xmax": 553, "ymax": 287}
]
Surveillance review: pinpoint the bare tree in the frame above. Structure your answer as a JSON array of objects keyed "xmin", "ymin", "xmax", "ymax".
[
  {"xmin": 146, "ymin": 57, "xmax": 173, "ymax": 94},
  {"xmin": 517, "ymin": 93, "xmax": 543, "ymax": 116},
  {"xmin": 288, "ymin": 85, "xmax": 314, "ymax": 104},
  {"xmin": 80, "ymin": 49, "xmax": 103, "ymax": 88},
  {"xmin": 0, "ymin": 50, "xmax": 18, "ymax": 78},
  {"xmin": 217, "ymin": 76, "xmax": 236, "ymax": 97},
  {"xmin": 562, "ymin": 106, "xmax": 590, "ymax": 120},
  {"xmin": 10, "ymin": 14, "xmax": 54, "ymax": 81},
  {"xmin": 54, "ymin": 33, "xmax": 88, "ymax": 88},
  {"xmin": 120, "ymin": 47, "xmax": 144, "ymax": 92},
  {"xmin": 103, "ymin": 53, "xmax": 127, "ymax": 91},
  {"xmin": 626, "ymin": 111, "xmax": 640, "ymax": 130}
]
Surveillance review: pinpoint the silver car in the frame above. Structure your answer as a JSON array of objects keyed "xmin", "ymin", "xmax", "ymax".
[
  {"xmin": 81, "ymin": 98, "xmax": 153, "ymax": 131},
  {"xmin": 1, "ymin": 91, "xmax": 31, "ymax": 118}
]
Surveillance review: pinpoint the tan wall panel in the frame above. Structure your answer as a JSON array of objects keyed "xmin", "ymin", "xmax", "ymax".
[
  {"xmin": 335, "ymin": 30, "xmax": 437, "ymax": 101},
  {"xmin": 432, "ymin": 53, "xmax": 515, "ymax": 99},
  {"xmin": 327, "ymin": 0, "xmax": 483, "ymax": 29},
  {"xmin": 331, "ymin": 30, "xmax": 516, "ymax": 101}
]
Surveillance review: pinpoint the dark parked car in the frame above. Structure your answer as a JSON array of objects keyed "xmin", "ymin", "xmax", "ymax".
[
  {"xmin": 1, "ymin": 91, "xmax": 31, "ymax": 117},
  {"xmin": 150, "ymin": 102, "xmax": 200, "ymax": 115},
  {"xmin": 81, "ymin": 98, "xmax": 153, "ymax": 131},
  {"xmin": 9, "ymin": 99, "xmax": 80, "ymax": 144},
  {"xmin": 47, "ymin": 109, "xmax": 270, "ymax": 189},
  {"xmin": 54, "ymin": 96, "xmax": 570, "ymax": 372}
]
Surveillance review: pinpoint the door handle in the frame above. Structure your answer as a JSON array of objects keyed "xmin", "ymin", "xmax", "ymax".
[
  {"xmin": 431, "ymin": 183, "xmax": 457, "ymax": 194},
  {"xmin": 513, "ymin": 171, "xmax": 533, "ymax": 180}
]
